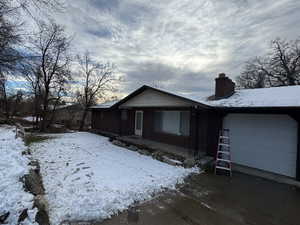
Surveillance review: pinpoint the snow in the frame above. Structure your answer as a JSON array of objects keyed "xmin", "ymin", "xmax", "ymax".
[
  {"xmin": 31, "ymin": 132, "xmax": 198, "ymax": 224},
  {"xmin": 101, "ymin": 85, "xmax": 300, "ymax": 109},
  {"xmin": 22, "ymin": 116, "xmax": 35, "ymax": 122},
  {"xmin": 146, "ymin": 85, "xmax": 300, "ymax": 108},
  {"xmin": 207, "ymin": 85, "xmax": 300, "ymax": 107},
  {"xmin": 90, "ymin": 100, "xmax": 119, "ymax": 109},
  {"xmin": 0, "ymin": 126, "xmax": 38, "ymax": 225},
  {"xmin": 162, "ymin": 156, "xmax": 183, "ymax": 165}
]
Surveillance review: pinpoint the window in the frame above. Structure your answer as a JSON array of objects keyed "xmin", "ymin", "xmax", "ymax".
[
  {"xmin": 154, "ymin": 111, "xmax": 190, "ymax": 136},
  {"xmin": 121, "ymin": 110, "xmax": 128, "ymax": 120}
]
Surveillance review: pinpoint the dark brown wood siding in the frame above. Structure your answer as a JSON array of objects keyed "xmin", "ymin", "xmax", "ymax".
[
  {"xmin": 205, "ymin": 111, "xmax": 223, "ymax": 157},
  {"xmin": 137, "ymin": 108, "xmax": 193, "ymax": 151},
  {"xmin": 297, "ymin": 120, "xmax": 300, "ymax": 181},
  {"xmin": 91, "ymin": 107, "xmax": 222, "ymax": 157},
  {"xmin": 91, "ymin": 109, "xmax": 121, "ymax": 135},
  {"xmin": 196, "ymin": 110, "xmax": 208, "ymax": 155},
  {"xmin": 120, "ymin": 109, "xmax": 135, "ymax": 136}
]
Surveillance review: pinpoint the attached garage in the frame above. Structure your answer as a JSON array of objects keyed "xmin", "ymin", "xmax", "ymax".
[{"xmin": 223, "ymin": 113, "xmax": 298, "ymax": 178}]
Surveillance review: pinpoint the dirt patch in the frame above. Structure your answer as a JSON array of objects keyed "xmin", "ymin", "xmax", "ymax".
[{"xmin": 24, "ymin": 134, "xmax": 52, "ymax": 146}]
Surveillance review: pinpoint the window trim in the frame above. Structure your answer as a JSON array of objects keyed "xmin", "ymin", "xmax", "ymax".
[{"xmin": 154, "ymin": 110, "xmax": 190, "ymax": 137}]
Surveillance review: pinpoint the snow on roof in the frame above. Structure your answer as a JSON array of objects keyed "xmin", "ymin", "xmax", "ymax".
[
  {"xmin": 91, "ymin": 85, "xmax": 300, "ymax": 109},
  {"xmin": 56, "ymin": 103, "xmax": 78, "ymax": 110},
  {"xmin": 207, "ymin": 85, "xmax": 300, "ymax": 108},
  {"xmin": 90, "ymin": 100, "xmax": 119, "ymax": 109}
]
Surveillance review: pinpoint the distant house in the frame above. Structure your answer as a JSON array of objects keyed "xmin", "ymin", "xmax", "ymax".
[
  {"xmin": 54, "ymin": 104, "xmax": 91, "ymax": 129},
  {"xmin": 90, "ymin": 74, "xmax": 300, "ymax": 181}
]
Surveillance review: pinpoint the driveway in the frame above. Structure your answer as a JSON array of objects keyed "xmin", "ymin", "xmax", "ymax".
[{"xmin": 100, "ymin": 172, "xmax": 300, "ymax": 225}]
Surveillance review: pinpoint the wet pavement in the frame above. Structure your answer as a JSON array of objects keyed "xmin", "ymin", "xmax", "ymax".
[{"xmin": 100, "ymin": 172, "xmax": 300, "ymax": 225}]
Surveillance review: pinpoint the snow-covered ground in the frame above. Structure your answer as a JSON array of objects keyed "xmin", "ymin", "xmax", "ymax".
[
  {"xmin": 22, "ymin": 116, "xmax": 35, "ymax": 122},
  {"xmin": 31, "ymin": 132, "xmax": 198, "ymax": 225},
  {"xmin": 0, "ymin": 126, "xmax": 38, "ymax": 225}
]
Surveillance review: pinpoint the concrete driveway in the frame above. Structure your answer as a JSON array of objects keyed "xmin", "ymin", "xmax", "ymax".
[{"xmin": 100, "ymin": 172, "xmax": 300, "ymax": 225}]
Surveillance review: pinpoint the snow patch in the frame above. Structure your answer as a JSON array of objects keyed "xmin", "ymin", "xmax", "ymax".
[
  {"xmin": 31, "ymin": 132, "xmax": 198, "ymax": 224},
  {"xmin": 0, "ymin": 126, "xmax": 38, "ymax": 225},
  {"xmin": 22, "ymin": 116, "xmax": 35, "ymax": 122}
]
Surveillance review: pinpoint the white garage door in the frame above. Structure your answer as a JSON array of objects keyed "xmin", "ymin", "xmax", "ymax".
[{"xmin": 223, "ymin": 114, "xmax": 298, "ymax": 177}]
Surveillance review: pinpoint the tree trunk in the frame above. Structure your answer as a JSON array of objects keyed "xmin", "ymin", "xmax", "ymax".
[
  {"xmin": 34, "ymin": 96, "xmax": 39, "ymax": 128},
  {"xmin": 79, "ymin": 108, "xmax": 88, "ymax": 131},
  {"xmin": 40, "ymin": 91, "xmax": 49, "ymax": 132},
  {"xmin": 3, "ymin": 88, "xmax": 9, "ymax": 120},
  {"xmin": 48, "ymin": 99, "xmax": 60, "ymax": 128}
]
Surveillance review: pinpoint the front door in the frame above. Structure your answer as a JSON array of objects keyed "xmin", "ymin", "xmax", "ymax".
[{"xmin": 135, "ymin": 111, "xmax": 143, "ymax": 136}]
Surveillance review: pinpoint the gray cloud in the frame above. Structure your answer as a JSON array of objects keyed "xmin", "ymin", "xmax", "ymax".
[
  {"xmin": 89, "ymin": 0, "xmax": 120, "ymax": 10},
  {"xmin": 123, "ymin": 62, "xmax": 213, "ymax": 97},
  {"xmin": 52, "ymin": 0, "xmax": 300, "ymax": 98}
]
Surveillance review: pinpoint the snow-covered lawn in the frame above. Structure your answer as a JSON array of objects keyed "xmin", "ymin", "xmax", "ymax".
[
  {"xmin": 22, "ymin": 116, "xmax": 35, "ymax": 122},
  {"xmin": 0, "ymin": 126, "xmax": 38, "ymax": 225},
  {"xmin": 31, "ymin": 132, "xmax": 198, "ymax": 224}
]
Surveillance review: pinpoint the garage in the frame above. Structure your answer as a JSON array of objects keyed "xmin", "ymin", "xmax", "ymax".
[{"xmin": 223, "ymin": 114, "xmax": 298, "ymax": 178}]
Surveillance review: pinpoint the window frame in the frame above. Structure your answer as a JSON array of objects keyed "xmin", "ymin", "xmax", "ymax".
[{"xmin": 154, "ymin": 110, "xmax": 190, "ymax": 136}]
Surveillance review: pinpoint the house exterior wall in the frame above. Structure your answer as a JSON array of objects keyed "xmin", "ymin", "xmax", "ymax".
[
  {"xmin": 205, "ymin": 111, "xmax": 223, "ymax": 157},
  {"xmin": 120, "ymin": 89, "xmax": 194, "ymax": 108},
  {"xmin": 92, "ymin": 107, "xmax": 199, "ymax": 153},
  {"xmin": 91, "ymin": 106, "xmax": 222, "ymax": 157},
  {"xmin": 54, "ymin": 108, "xmax": 91, "ymax": 129},
  {"xmin": 120, "ymin": 109, "xmax": 135, "ymax": 136},
  {"xmin": 92, "ymin": 109, "xmax": 121, "ymax": 135},
  {"xmin": 130, "ymin": 108, "xmax": 193, "ymax": 151}
]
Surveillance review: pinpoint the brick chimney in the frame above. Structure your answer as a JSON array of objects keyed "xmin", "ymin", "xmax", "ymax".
[{"xmin": 215, "ymin": 73, "xmax": 235, "ymax": 99}]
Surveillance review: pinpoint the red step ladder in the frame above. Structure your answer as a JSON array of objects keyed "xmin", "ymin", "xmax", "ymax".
[{"xmin": 215, "ymin": 129, "xmax": 232, "ymax": 176}]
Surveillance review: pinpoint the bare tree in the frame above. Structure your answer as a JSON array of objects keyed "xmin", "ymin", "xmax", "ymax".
[
  {"xmin": 0, "ymin": 71, "xmax": 9, "ymax": 118},
  {"xmin": 237, "ymin": 59, "xmax": 269, "ymax": 89},
  {"xmin": 0, "ymin": 71, "xmax": 23, "ymax": 119},
  {"xmin": 47, "ymin": 78, "xmax": 67, "ymax": 126},
  {"xmin": 0, "ymin": 2, "xmax": 22, "ymax": 72},
  {"xmin": 0, "ymin": 0, "xmax": 64, "ymax": 69},
  {"xmin": 237, "ymin": 38, "xmax": 300, "ymax": 89},
  {"xmin": 76, "ymin": 52, "xmax": 117, "ymax": 130},
  {"xmin": 19, "ymin": 59, "xmax": 43, "ymax": 125},
  {"xmin": 30, "ymin": 21, "xmax": 71, "ymax": 131},
  {"xmin": 5, "ymin": 0, "xmax": 65, "ymax": 15}
]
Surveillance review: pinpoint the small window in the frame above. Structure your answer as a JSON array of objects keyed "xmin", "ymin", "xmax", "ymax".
[{"xmin": 121, "ymin": 110, "xmax": 128, "ymax": 120}]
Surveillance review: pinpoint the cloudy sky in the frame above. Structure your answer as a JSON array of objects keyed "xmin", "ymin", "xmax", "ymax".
[{"xmin": 47, "ymin": 0, "xmax": 300, "ymax": 97}]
